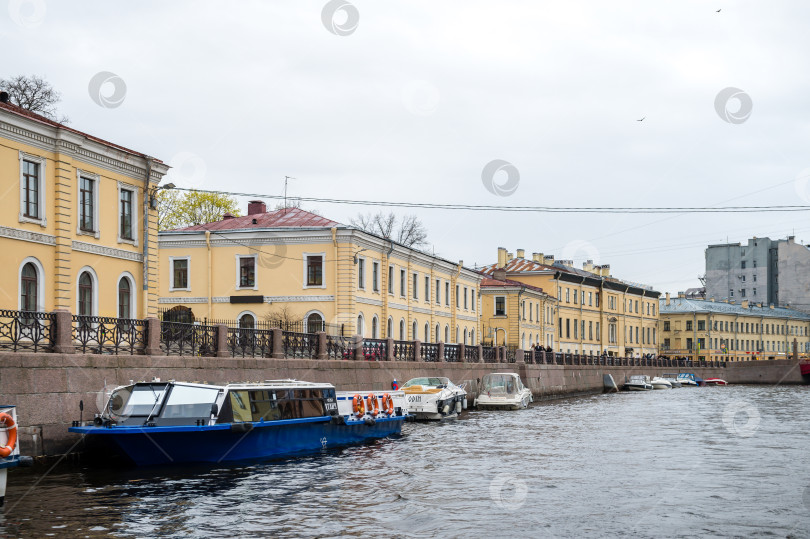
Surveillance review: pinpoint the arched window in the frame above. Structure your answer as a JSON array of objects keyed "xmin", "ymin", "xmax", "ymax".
[
  {"xmin": 357, "ymin": 314, "xmax": 365, "ymax": 337},
  {"xmin": 455, "ymin": 325, "xmax": 459, "ymax": 344},
  {"xmin": 118, "ymin": 277, "xmax": 132, "ymax": 319},
  {"xmin": 306, "ymin": 312, "xmax": 324, "ymax": 333},
  {"xmin": 239, "ymin": 313, "xmax": 255, "ymax": 329},
  {"xmin": 372, "ymin": 316, "xmax": 379, "ymax": 339},
  {"xmin": 521, "ymin": 333, "xmax": 526, "ymax": 349},
  {"xmin": 412, "ymin": 320, "xmax": 417, "ymax": 341},
  {"xmin": 463, "ymin": 328, "xmax": 468, "ymax": 345},
  {"xmin": 78, "ymin": 271, "xmax": 94, "ymax": 316},
  {"xmin": 424, "ymin": 323, "xmax": 429, "ymax": 342},
  {"xmin": 400, "ymin": 319, "xmax": 405, "ymax": 340},
  {"xmin": 445, "ymin": 325, "xmax": 449, "ymax": 343},
  {"xmin": 435, "ymin": 324, "xmax": 440, "ymax": 342},
  {"xmin": 387, "ymin": 317, "xmax": 393, "ymax": 338},
  {"xmin": 471, "ymin": 329, "xmax": 475, "ymax": 345},
  {"xmin": 20, "ymin": 262, "xmax": 38, "ymax": 312}
]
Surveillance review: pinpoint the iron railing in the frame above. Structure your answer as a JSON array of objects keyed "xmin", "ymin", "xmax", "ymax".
[
  {"xmin": 0, "ymin": 309, "xmax": 54, "ymax": 352},
  {"xmin": 326, "ymin": 335, "xmax": 349, "ymax": 360},
  {"xmin": 160, "ymin": 321, "xmax": 218, "ymax": 356},
  {"xmin": 422, "ymin": 342, "xmax": 439, "ymax": 362},
  {"xmin": 282, "ymin": 330, "xmax": 317, "ymax": 359},
  {"xmin": 482, "ymin": 346, "xmax": 497, "ymax": 363},
  {"xmin": 464, "ymin": 345, "xmax": 478, "ymax": 362},
  {"xmin": 444, "ymin": 344, "xmax": 460, "ymax": 362},
  {"xmin": 363, "ymin": 338, "xmax": 387, "ymax": 361},
  {"xmin": 72, "ymin": 315, "xmax": 147, "ymax": 355},
  {"xmin": 227, "ymin": 327, "xmax": 273, "ymax": 358},
  {"xmin": 393, "ymin": 340, "xmax": 415, "ymax": 361},
  {"xmin": 506, "ymin": 348, "xmax": 516, "ymax": 363}
]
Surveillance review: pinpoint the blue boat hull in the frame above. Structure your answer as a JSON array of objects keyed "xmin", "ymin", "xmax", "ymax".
[{"xmin": 69, "ymin": 416, "xmax": 404, "ymax": 466}]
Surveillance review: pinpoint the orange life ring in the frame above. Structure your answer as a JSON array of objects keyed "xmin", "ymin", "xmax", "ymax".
[
  {"xmin": 0, "ymin": 412, "xmax": 17, "ymax": 458},
  {"xmin": 381, "ymin": 393, "xmax": 394, "ymax": 415},
  {"xmin": 366, "ymin": 393, "xmax": 379, "ymax": 417},
  {"xmin": 352, "ymin": 394, "xmax": 365, "ymax": 416}
]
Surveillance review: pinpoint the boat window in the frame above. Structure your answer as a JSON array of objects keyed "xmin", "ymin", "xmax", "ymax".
[
  {"xmin": 481, "ymin": 375, "xmax": 518, "ymax": 395},
  {"xmin": 404, "ymin": 378, "xmax": 445, "ymax": 387},
  {"xmin": 110, "ymin": 384, "xmax": 167, "ymax": 418},
  {"xmin": 229, "ymin": 388, "xmax": 327, "ymax": 422},
  {"xmin": 162, "ymin": 385, "xmax": 220, "ymax": 419}
]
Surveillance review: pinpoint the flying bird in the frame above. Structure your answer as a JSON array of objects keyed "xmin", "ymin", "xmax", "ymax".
[
  {"xmin": 716, "ymin": 8, "xmax": 721, "ymax": 12},
  {"xmin": 637, "ymin": 117, "xmax": 646, "ymax": 122}
]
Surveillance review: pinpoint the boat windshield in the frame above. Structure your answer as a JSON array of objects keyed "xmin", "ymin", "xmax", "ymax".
[
  {"xmin": 628, "ymin": 375, "xmax": 647, "ymax": 382},
  {"xmin": 404, "ymin": 377, "xmax": 448, "ymax": 388},
  {"xmin": 109, "ymin": 384, "xmax": 167, "ymax": 418},
  {"xmin": 161, "ymin": 385, "xmax": 220, "ymax": 419},
  {"xmin": 677, "ymin": 373, "xmax": 694, "ymax": 380},
  {"xmin": 481, "ymin": 374, "xmax": 521, "ymax": 395}
]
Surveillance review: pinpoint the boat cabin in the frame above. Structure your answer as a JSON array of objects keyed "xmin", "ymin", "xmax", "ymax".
[{"xmin": 480, "ymin": 373, "xmax": 525, "ymax": 396}]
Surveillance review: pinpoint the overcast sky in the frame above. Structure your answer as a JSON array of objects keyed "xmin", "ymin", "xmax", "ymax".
[{"xmin": 4, "ymin": 1, "xmax": 810, "ymax": 293}]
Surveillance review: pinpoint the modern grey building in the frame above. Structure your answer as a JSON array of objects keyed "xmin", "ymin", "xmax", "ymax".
[{"xmin": 705, "ymin": 236, "xmax": 810, "ymax": 313}]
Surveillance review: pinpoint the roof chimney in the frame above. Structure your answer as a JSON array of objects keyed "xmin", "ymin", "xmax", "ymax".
[
  {"xmin": 665, "ymin": 292, "xmax": 671, "ymax": 306},
  {"xmin": 248, "ymin": 200, "xmax": 266, "ymax": 215},
  {"xmin": 516, "ymin": 249, "xmax": 525, "ymax": 259},
  {"xmin": 543, "ymin": 255, "xmax": 555, "ymax": 265},
  {"xmin": 600, "ymin": 265, "xmax": 610, "ymax": 277},
  {"xmin": 677, "ymin": 291, "xmax": 685, "ymax": 298},
  {"xmin": 497, "ymin": 247, "xmax": 507, "ymax": 269},
  {"xmin": 769, "ymin": 303, "xmax": 775, "ymax": 309},
  {"xmin": 222, "ymin": 212, "xmax": 235, "ymax": 220},
  {"xmin": 0, "ymin": 91, "xmax": 8, "ymax": 103},
  {"xmin": 710, "ymin": 298, "xmax": 715, "ymax": 302},
  {"xmin": 583, "ymin": 260, "xmax": 594, "ymax": 273},
  {"xmin": 493, "ymin": 268, "xmax": 507, "ymax": 281},
  {"xmin": 742, "ymin": 300, "xmax": 749, "ymax": 309},
  {"xmin": 559, "ymin": 259, "xmax": 573, "ymax": 268},
  {"xmin": 532, "ymin": 252, "xmax": 543, "ymax": 263}
]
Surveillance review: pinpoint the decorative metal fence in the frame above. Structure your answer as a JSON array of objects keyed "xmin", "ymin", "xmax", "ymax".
[
  {"xmin": 72, "ymin": 315, "xmax": 147, "ymax": 355},
  {"xmin": 506, "ymin": 348, "xmax": 516, "ymax": 363},
  {"xmin": 0, "ymin": 309, "xmax": 54, "ymax": 352},
  {"xmin": 421, "ymin": 342, "xmax": 439, "ymax": 362},
  {"xmin": 393, "ymin": 340, "xmax": 415, "ymax": 361},
  {"xmin": 282, "ymin": 331, "xmax": 317, "ymax": 359},
  {"xmin": 464, "ymin": 345, "xmax": 478, "ymax": 362},
  {"xmin": 444, "ymin": 344, "xmax": 460, "ymax": 362},
  {"xmin": 228, "ymin": 327, "xmax": 273, "ymax": 358},
  {"xmin": 482, "ymin": 346, "xmax": 497, "ymax": 363},
  {"xmin": 326, "ymin": 335, "xmax": 349, "ymax": 360},
  {"xmin": 160, "ymin": 321, "xmax": 218, "ymax": 356},
  {"xmin": 362, "ymin": 338, "xmax": 387, "ymax": 361}
]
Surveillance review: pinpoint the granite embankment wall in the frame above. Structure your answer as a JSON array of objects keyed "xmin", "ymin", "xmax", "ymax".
[{"xmin": 0, "ymin": 352, "xmax": 803, "ymax": 457}]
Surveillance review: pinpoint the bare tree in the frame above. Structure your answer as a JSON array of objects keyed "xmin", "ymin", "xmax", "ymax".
[
  {"xmin": 350, "ymin": 211, "xmax": 428, "ymax": 248},
  {"xmin": 0, "ymin": 75, "xmax": 68, "ymax": 123},
  {"xmin": 263, "ymin": 305, "xmax": 302, "ymax": 329}
]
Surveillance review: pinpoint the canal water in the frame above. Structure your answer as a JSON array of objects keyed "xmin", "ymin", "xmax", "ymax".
[{"xmin": 2, "ymin": 385, "xmax": 810, "ymax": 538}]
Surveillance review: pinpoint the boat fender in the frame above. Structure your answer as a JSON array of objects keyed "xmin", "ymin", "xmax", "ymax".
[
  {"xmin": 0, "ymin": 413, "xmax": 18, "ymax": 458},
  {"xmin": 363, "ymin": 417, "xmax": 376, "ymax": 426},
  {"xmin": 455, "ymin": 401, "xmax": 462, "ymax": 414},
  {"xmin": 462, "ymin": 398, "xmax": 468, "ymax": 410},
  {"xmin": 230, "ymin": 422, "xmax": 254, "ymax": 433},
  {"xmin": 442, "ymin": 403, "xmax": 451, "ymax": 415}
]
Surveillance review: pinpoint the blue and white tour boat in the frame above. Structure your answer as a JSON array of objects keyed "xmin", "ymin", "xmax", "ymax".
[{"xmin": 69, "ymin": 379, "xmax": 408, "ymax": 466}]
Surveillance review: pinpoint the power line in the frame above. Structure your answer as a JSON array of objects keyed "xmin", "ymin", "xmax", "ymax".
[{"xmin": 169, "ymin": 187, "xmax": 810, "ymax": 214}]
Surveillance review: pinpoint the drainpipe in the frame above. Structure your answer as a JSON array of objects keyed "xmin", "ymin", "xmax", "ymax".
[
  {"xmin": 206, "ymin": 231, "xmax": 212, "ymax": 318},
  {"xmin": 332, "ymin": 227, "xmax": 339, "ymax": 331},
  {"xmin": 142, "ymin": 157, "xmax": 153, "ymax": 317}
]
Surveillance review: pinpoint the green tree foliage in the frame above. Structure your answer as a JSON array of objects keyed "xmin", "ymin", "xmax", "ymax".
[{"xmin": 157, "ymin": 190, "xmax": 241, "ymax": 230}]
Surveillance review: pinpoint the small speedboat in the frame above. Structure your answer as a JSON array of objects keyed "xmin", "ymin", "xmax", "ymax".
[
  {"xmin": 69, "ymin": 379, "xmax": 408, "ymax": 466},
  {"xmin": 650, "ymin": 377, "xmax": 672, "ymax": 390},
  {"xmin": 676, "ymin": 373, "xmax": 703, "ymax": 387},
  {"xmin": 661, "ymin": 373, "xmax": 682, "ymax": 388},
  {"xmin": 475, "ymin": 373, "xmax": 533, "ymax": 410},
  {"xmin": 401, "ymin": 377, "xmax": 467, "ymax": 420},
  {"xmin": 623, "ymin": 375, "xmax": 653, "ymax": 391},
  {"xmin": 704, "ymin": 378, "xmax": 728, "ymax": 386}
]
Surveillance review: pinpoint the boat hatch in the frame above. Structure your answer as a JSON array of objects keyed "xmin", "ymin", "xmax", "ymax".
[{"xmin": 480, "ymin": 374, "xmax": 523, "ymax": 395}]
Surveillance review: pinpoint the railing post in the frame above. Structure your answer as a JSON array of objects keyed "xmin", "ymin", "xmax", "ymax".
[
  {"xmin": 498, "ymin": 346, "xmax": 505, "ymax": 363},
  {"xmin": 144, "ymin": 317, "xmax": 162, "ymax": 356},
  {"xmin": 414, "ymin": 340, "xmax": 423, "ymax": 362},
  {"xmin": 354, "ymin": 335, "xmax": 364, "ymax": 361},
  {"xmin": 516, "ymin": 349, "xmax": 525, "ymax": 364},
  {"xmin": 317, "ymin": 331, "xmax": 328, "ymax": 360},
  {"xmin": 52, "ymin": 309, "xmax": 75, "ymax": 354},
  {"xmin": 216, "ymin": 324, "xmax": 229, "ymax": 358},
  {"xmin": 476, "ymin": 344, "xmax": 483, "ymax": 363},
  {"xmin": 272, "ymin": 328, "xmax": 284, "ymax": 359},
  {"xmin": 458, "ymin": 343, "xmax": 466, "ymax": 362},
  {"xmin": 386, "ymin": 338, "xmax": 395, "ymax": 361},
  {"xmin": 438, "ymin": 341, "xmax": 445, "ymax": 362}
]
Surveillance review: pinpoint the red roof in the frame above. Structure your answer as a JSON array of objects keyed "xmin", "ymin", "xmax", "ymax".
[
  {"xmin": 176, "ymin": 207, "xmax": 340, "ymax": 232},
  {"xmin": 480, "ymin": 276, "xmax": 546, "ymax": 294},
  {"xmin": 479, "ymin": 258, "xmax": 557, "ymax": 275},
  {"xmin": 0, "ymin": 101, "xmax": 162, "ymax": 162}
]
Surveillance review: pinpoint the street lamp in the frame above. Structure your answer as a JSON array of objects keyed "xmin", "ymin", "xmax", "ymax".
[{"xmin": 149, "ymin": 182, "xmax": 175, "ymax": 209}]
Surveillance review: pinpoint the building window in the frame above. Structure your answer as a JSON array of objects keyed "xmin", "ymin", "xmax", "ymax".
[
  {"xmin": 445, "ymin": 282, "xmax": 450, "ymax": 305},
  {"xmin": 238, "ymin": 256, "xmax": 256, "ymax": 288},
  {"xmin": 463, "ymin": 287, "xmax": 468, "ymax": 309},
  {"xmin": 664, "ymin": 321, "xmax": 670, "ymax": 331},
  {"xmin": 436, "ymin": 279, "xmax": 441, "ymax": 304},
  {"xmin": 412, "ymin": 320, "xmax": 417, "ymax": 340},
  {"xmin": 425, "ymin": 322, "xmax": 429, "ymax": 342},
  {"xmin": 588, "ymin": 321, "xmax": 593, "ymax": 340},
  {"xmin": 566, "ymin": 319, "xmax": 570, "ymax": 338},
  {"xmin": 119, "ymin": 187, "xmax": 134, "ymax": 241},
  {"xmin": 400, "ymin": 319, "xmax": 405, "ymax": 340},
  {"xmin": 573, "ymin": 290, "xmax": 578, "ymax": 304},
  {"xmin": 425, "ymin": 276, "xmax": 430, "ymax": 302},
  {"xmin": 741, "ymin": 261, "xmax": 746, "ymax": 269},
  {"xmin": 78, "ymin": 271, "xmax": 94, "ymax": 316},
  {"xmin": 20, "ymin": 262, "xmax": 38, "ymax": 311},
  {"xmin": 730, "ymin": 289, "xmax": 734, "ymax": 297},
  {"xmin": 741, "ymin": 289, "xmax": 746, "ymax": 297},
  {"xmin": 697, "ymin": 320, "xmax": 706, "ymax": 331},
  {"xmin": 357, "ymin": 314, "xmax": 365, "ymax": 337},
  {"xmin": 171, "ymin": 258, "xmax": 189, "ymax": 290},
  {"xmin": 588, "ymin": 292, "xmax": 592, "ymax": 306},
  {"xmin": 118, "ymin": 277, "xmax": 132, "ymax": 319},
  {"xmin": 387, "ymin": 317, "xmax": 393, "ymax": 338},
  {"xmin": 595, "ymin": 293, "xmax": 600, "ymax": 308},
  {"xmin": 388, "ymin": 266, "xmax": 394, "ymax": 294},
  {"xmin": 306, "ymin": 312, "xmax": 324, "ymax": 332},
  {"xmin": 306, "ymin": 255, "xmax": 324, "ymax": 287},
  {"xmin": 566, "ymin": 289, "xmax": 570, "ymax": 303},
  {"xmin": 686, "ymin": 320, "xmax": 693, "ymax": 331},
  {"xmin": 358, "ymin": 259, "xmax": 365, "ymax": 289},
  {"xmin": 372, "ymin": 316, "xmax": 379, "ymax": 339},
  {"xmin": 400, "ymin": 269, "xmax": 406, "ymax": 297},
  {"xmin": 22, "ymin": 160, "xmax": 40, "ymax": 219},
  {"xmin": 495, "ymin": 296, "xmax": 506, "ymax": 316},
  {"xmin": 372, "ymin": 262, "xmax": 379, "ymax": 292},
  {"xmin": 239, "ymin": 313, "xmax": 256, "ymax": 329},
  {"xmin": 456, "ymin": 285, "xmax": 460, "ymax": 307},
  {"xmin": 753, "ymin": 288, "xmax": 757, "ymax": 296},
  {"xmin": 79, "ymin": 176, "xmax": 96, "ymax": 232},
  {"xmin": 412, "ymin": 273, "xmax": 418, "ymax": 299},
  {"xmin": 445, "ymin": 325, "xmax": 450, "ymax": 342}
]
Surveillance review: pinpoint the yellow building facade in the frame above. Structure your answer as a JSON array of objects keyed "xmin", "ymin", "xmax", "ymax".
[
  {"xmin": 659, "ymin": 295, "xmax": 810, "ymax": 361},
  {"xmin": 479, "ymin": 271, "xmax": 557, "ymax": 349},
  {"xmin": 0, "ymin": 101, "xmax": 168, "ymax": 318},
  {"xmin": 158, "ymin": 204, "xmax": 482, "ymax": 342},
  {"xmin": 480, "ymin": 247, "xmax": 660, "ymax": 356}
]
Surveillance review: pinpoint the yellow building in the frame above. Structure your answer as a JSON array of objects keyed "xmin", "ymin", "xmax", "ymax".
[
  {"xmin": 479, "ymin": 269, "xmax": 557, "ymax": 349},
  {"xmin": 0, "ymin": 98, "xmax": 169, "ymax": 318},
  {"xmin": 480, "ymin": 247, "xmax": 660, "ymax": 356},
  {"xmin": 659, "ymin": 294, "xmax": 810, "ymax": 361},
  {"xmin": 157, "ymin": 203, "xmax": 482, "ymax": 342}
]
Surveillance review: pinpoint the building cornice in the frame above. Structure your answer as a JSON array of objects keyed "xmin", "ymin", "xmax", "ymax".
[
  {"xmin": 72, "ymin": 240, "xmax": 143, "ymax": 262},
  {"xmin": 0, "ymin": 224, "xmax": 56, "ymax": 246}
]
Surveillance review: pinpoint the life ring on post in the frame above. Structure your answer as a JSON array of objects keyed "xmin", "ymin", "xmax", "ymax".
[
  {"xmin": 366, "ymin": 393, "xmax": 379, "ymax": 417},
  {"xmin": 352, "ymin": 394, "xmax": 365, "ymax": 416},
  {"xmin": 381, "ymin": 393, "xmax": 394, "ymax": 415},
  {"xmin": 0, "ymin": 412, "xmax": 17, "ymax": 458}
]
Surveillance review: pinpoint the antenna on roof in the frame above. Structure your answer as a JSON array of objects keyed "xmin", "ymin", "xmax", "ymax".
[{"xmin": 283, "ymin": 176, "xmax": 296, "ymax": 215}]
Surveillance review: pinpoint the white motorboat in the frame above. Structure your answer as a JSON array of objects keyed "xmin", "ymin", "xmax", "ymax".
[
  {"xmin": 661, "ymin": 373, "xmax": 683, "ymax": 388},
  {"xmin": 623, "ymin": 375, "xmax": 653, "ymax": 391},
  {"xmin": 401, "ymin": 377, "xmax": 468, "ymax": 420},
  {"xmin": 650, "ymin": 377, "xmax": 672, "ymax": 390},
  {"xmin": 474, "ymin": 373, "xmax": 533, "ymax": 410},
  {"xmin": 676, "ymin": 373, "xmax": 702, "ymax": 387}
]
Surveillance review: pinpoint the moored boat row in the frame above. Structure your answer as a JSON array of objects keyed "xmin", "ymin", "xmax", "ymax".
[{"xmin": 622, "ymin": 372, "xmax": 728, "ymax": 391}]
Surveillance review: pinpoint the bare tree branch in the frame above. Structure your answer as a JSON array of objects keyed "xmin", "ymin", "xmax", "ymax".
[
  {"xmin": 0, "ymin": 74, "xmax": 69, "ymax": 123},
  {"xmin": 351, "ymin": 211, "xmax": 428, "ymax": 248}
]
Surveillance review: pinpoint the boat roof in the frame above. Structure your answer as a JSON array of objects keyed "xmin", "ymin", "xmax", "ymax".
[{"xmin": 126, "ymin": 379, "xmax": 334, "ymax": 390}]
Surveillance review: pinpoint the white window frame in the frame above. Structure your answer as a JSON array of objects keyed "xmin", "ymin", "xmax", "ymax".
[
  {"xmin": 18, "ymin": 152, "xmax": 47, "ymax": 227},
  {"xmin": 357, "ymin": 257, "xmax": 366, "ymax": 290},
  {"xmin": 372, "ymin": 315, "xmax": 379, "ymax": 339},
  {"xmin": 235, "ymin": 254, "xmax": 258, "ymax": 291},
  {"xmin": 18, "ymin": 256, "xmax": 45, "ymax": 312},
  {"xmin": 116, "ymin": 182, "xmax": 138, "ymax": 246},
  {"xmin": 424, "ymin": 275, "xmax": 430, "ymax": 303},
  {"xmin": 372, "ymin": 261, "xmax": 380, "ymax": 292},
  {"xmin": 463, "ymin": 287, "xmax": 468, "ymax": 310},
  {"xmin": 435, "ymin": 279, "xmax": 441, "ymax": 305},
  {"xmin": 357, "ymin": 313, "xmax": 365, "ymax": 337},
  {"xmin": 75, "ymin": 265, "xmax": 99, "ymax": 317},
  {"xmin": 169, "ymin": 256, "xmax": 191, "ymax": 291},
  {"xmin": 116, "ymin": 271, "xmax": 137, "ymax": 319},
  {"xmin": 400, "ymin": 269, "xmax": 406, "ymax": 297},
  {"xmin": 412, "ymin": 272, "xmax": 418, "ymax": 300},
  {"xmin": 76, "ymin": 169, "xmax": 100, "ymax": 238},
  {"xmin": 445, "ymin": 282, "xmax": 450, "ymax": 306},
  {"xmin": 302, "ymin": 252, "xmax": 326, "ymax": 289},
  {"xmin": 494, "ymin": 295, "xmax": 506, "ymax": 316},
  {"xmin": 304, "ymin": 309, "xmax": 326, "ymax": 332},
  {"xmin": 236, "ymin": 310, "xmax": 258, "ymax": 327},
  {"xmin": 388, "ymin": 265, "xmax": 394, "ymax": 295}
]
